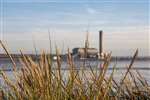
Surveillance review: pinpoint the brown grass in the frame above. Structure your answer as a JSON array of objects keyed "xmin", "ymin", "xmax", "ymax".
[{"xmin": 0, "ymin": 40, "xmax": 150, "ymax": 100}]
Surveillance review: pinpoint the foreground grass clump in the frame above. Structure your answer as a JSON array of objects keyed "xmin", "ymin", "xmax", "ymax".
[{"xmin": 0, "ymin": 41, "xmax": 150, "ymax": 100}]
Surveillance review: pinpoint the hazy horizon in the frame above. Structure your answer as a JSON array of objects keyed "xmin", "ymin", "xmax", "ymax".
[{"xmin": 0, "ymin": 0, "xmax": 149, "ymax": 56}]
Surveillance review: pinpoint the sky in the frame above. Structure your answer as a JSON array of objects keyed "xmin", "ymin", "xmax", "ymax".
[{"xmin": 0, "ymin": 0, "xmax": 149, "ymax": 56}]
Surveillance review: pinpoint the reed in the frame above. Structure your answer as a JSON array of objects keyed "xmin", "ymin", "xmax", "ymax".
[{"xmin": 0, "ymin": 41, "xmax": 150, "ymax": 100}]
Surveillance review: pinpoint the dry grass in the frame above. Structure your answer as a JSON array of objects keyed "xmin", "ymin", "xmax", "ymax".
[{"xmin": 0, "ymin": 40, "xmax": 150, "ymax": 100}]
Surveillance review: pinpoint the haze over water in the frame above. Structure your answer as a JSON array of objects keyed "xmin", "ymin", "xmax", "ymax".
[{"xmin": 0, "ymin": 0, "xmax": 149, "ymax": 57}]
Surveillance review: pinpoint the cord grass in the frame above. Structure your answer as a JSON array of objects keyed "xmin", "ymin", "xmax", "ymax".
[{"xmin": 0, "ymin": 41, "xmax": 150, "ymax": 100}]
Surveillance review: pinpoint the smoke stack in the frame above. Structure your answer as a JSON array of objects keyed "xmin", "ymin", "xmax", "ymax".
[{"xmin": 99, "ymin": 30, "xmax": 103, "ymax": 56}]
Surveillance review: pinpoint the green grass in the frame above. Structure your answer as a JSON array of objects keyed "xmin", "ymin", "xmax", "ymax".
[{"xmin": 0, "ymin": 40, "xmax": 150, "ymax": 100}]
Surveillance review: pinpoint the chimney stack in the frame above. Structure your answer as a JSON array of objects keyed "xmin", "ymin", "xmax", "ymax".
[{"xmin": 99, "ymin": 30, "xmax": 103, "ymax": 56}]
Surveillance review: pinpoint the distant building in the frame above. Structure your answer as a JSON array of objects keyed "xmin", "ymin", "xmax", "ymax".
[
  {"xmin": 72, "ymin": 48, "xmax": 98, "ymax": 58},
  {"xmin": 72, "ymin": 31, "xmax": 99, "ymax": 58},
  {"xmin": 72, "ymin": 30, "xmax": 107, "ymax": 59}
]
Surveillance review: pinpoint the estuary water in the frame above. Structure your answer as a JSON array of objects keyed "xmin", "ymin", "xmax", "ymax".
[{"xmin": 0, "ymin": 59, "xmax": 150, "ymax": 88}]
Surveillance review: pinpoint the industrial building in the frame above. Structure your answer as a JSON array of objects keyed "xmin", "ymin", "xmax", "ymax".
[
  {"xmin": 72, "ymin": 48, "xmax": 98, "ymax": 58},
  {"xmin": 72, "ymin": 30, "xmax": 104, "ymax": 59}
]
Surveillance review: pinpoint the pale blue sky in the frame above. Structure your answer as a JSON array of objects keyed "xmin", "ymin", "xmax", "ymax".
[{"xmin": 0, "ymin": 0, "xmax": 149, "ymax": 56}]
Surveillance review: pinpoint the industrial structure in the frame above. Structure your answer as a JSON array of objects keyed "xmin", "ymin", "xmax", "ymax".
[
  {"xmin": 72, "ymin": 30, "xmax": 104, "ymax": 59},
  {"xmin": 99, "ymin": 30, "xmax": 103, "ymax": 56}
]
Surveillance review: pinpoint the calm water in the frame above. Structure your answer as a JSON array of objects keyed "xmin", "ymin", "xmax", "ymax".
[{"xmin": 0, "ymin": 59, "xmax": 150, "ymax": 87}]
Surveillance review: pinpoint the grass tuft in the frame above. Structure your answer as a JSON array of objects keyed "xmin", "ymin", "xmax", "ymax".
[{"xmin": 0, "ymin": 41, "xmax": 150, "ymax": 100}]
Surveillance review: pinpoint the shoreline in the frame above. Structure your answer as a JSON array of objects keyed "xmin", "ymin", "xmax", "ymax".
[{"xmin": 0, "ymin": 54, "xmax": 150, "ymax": 61}]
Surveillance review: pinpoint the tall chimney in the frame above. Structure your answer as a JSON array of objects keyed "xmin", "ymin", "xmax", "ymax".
[{"xmin": 99, "ymin": 30, "xmax": 103, "ymax": 56}]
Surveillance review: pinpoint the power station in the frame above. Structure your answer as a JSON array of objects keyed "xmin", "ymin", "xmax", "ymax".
[{"xmin": 72, "ymin": 30, "xmax": 105, "ymax": 59}]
